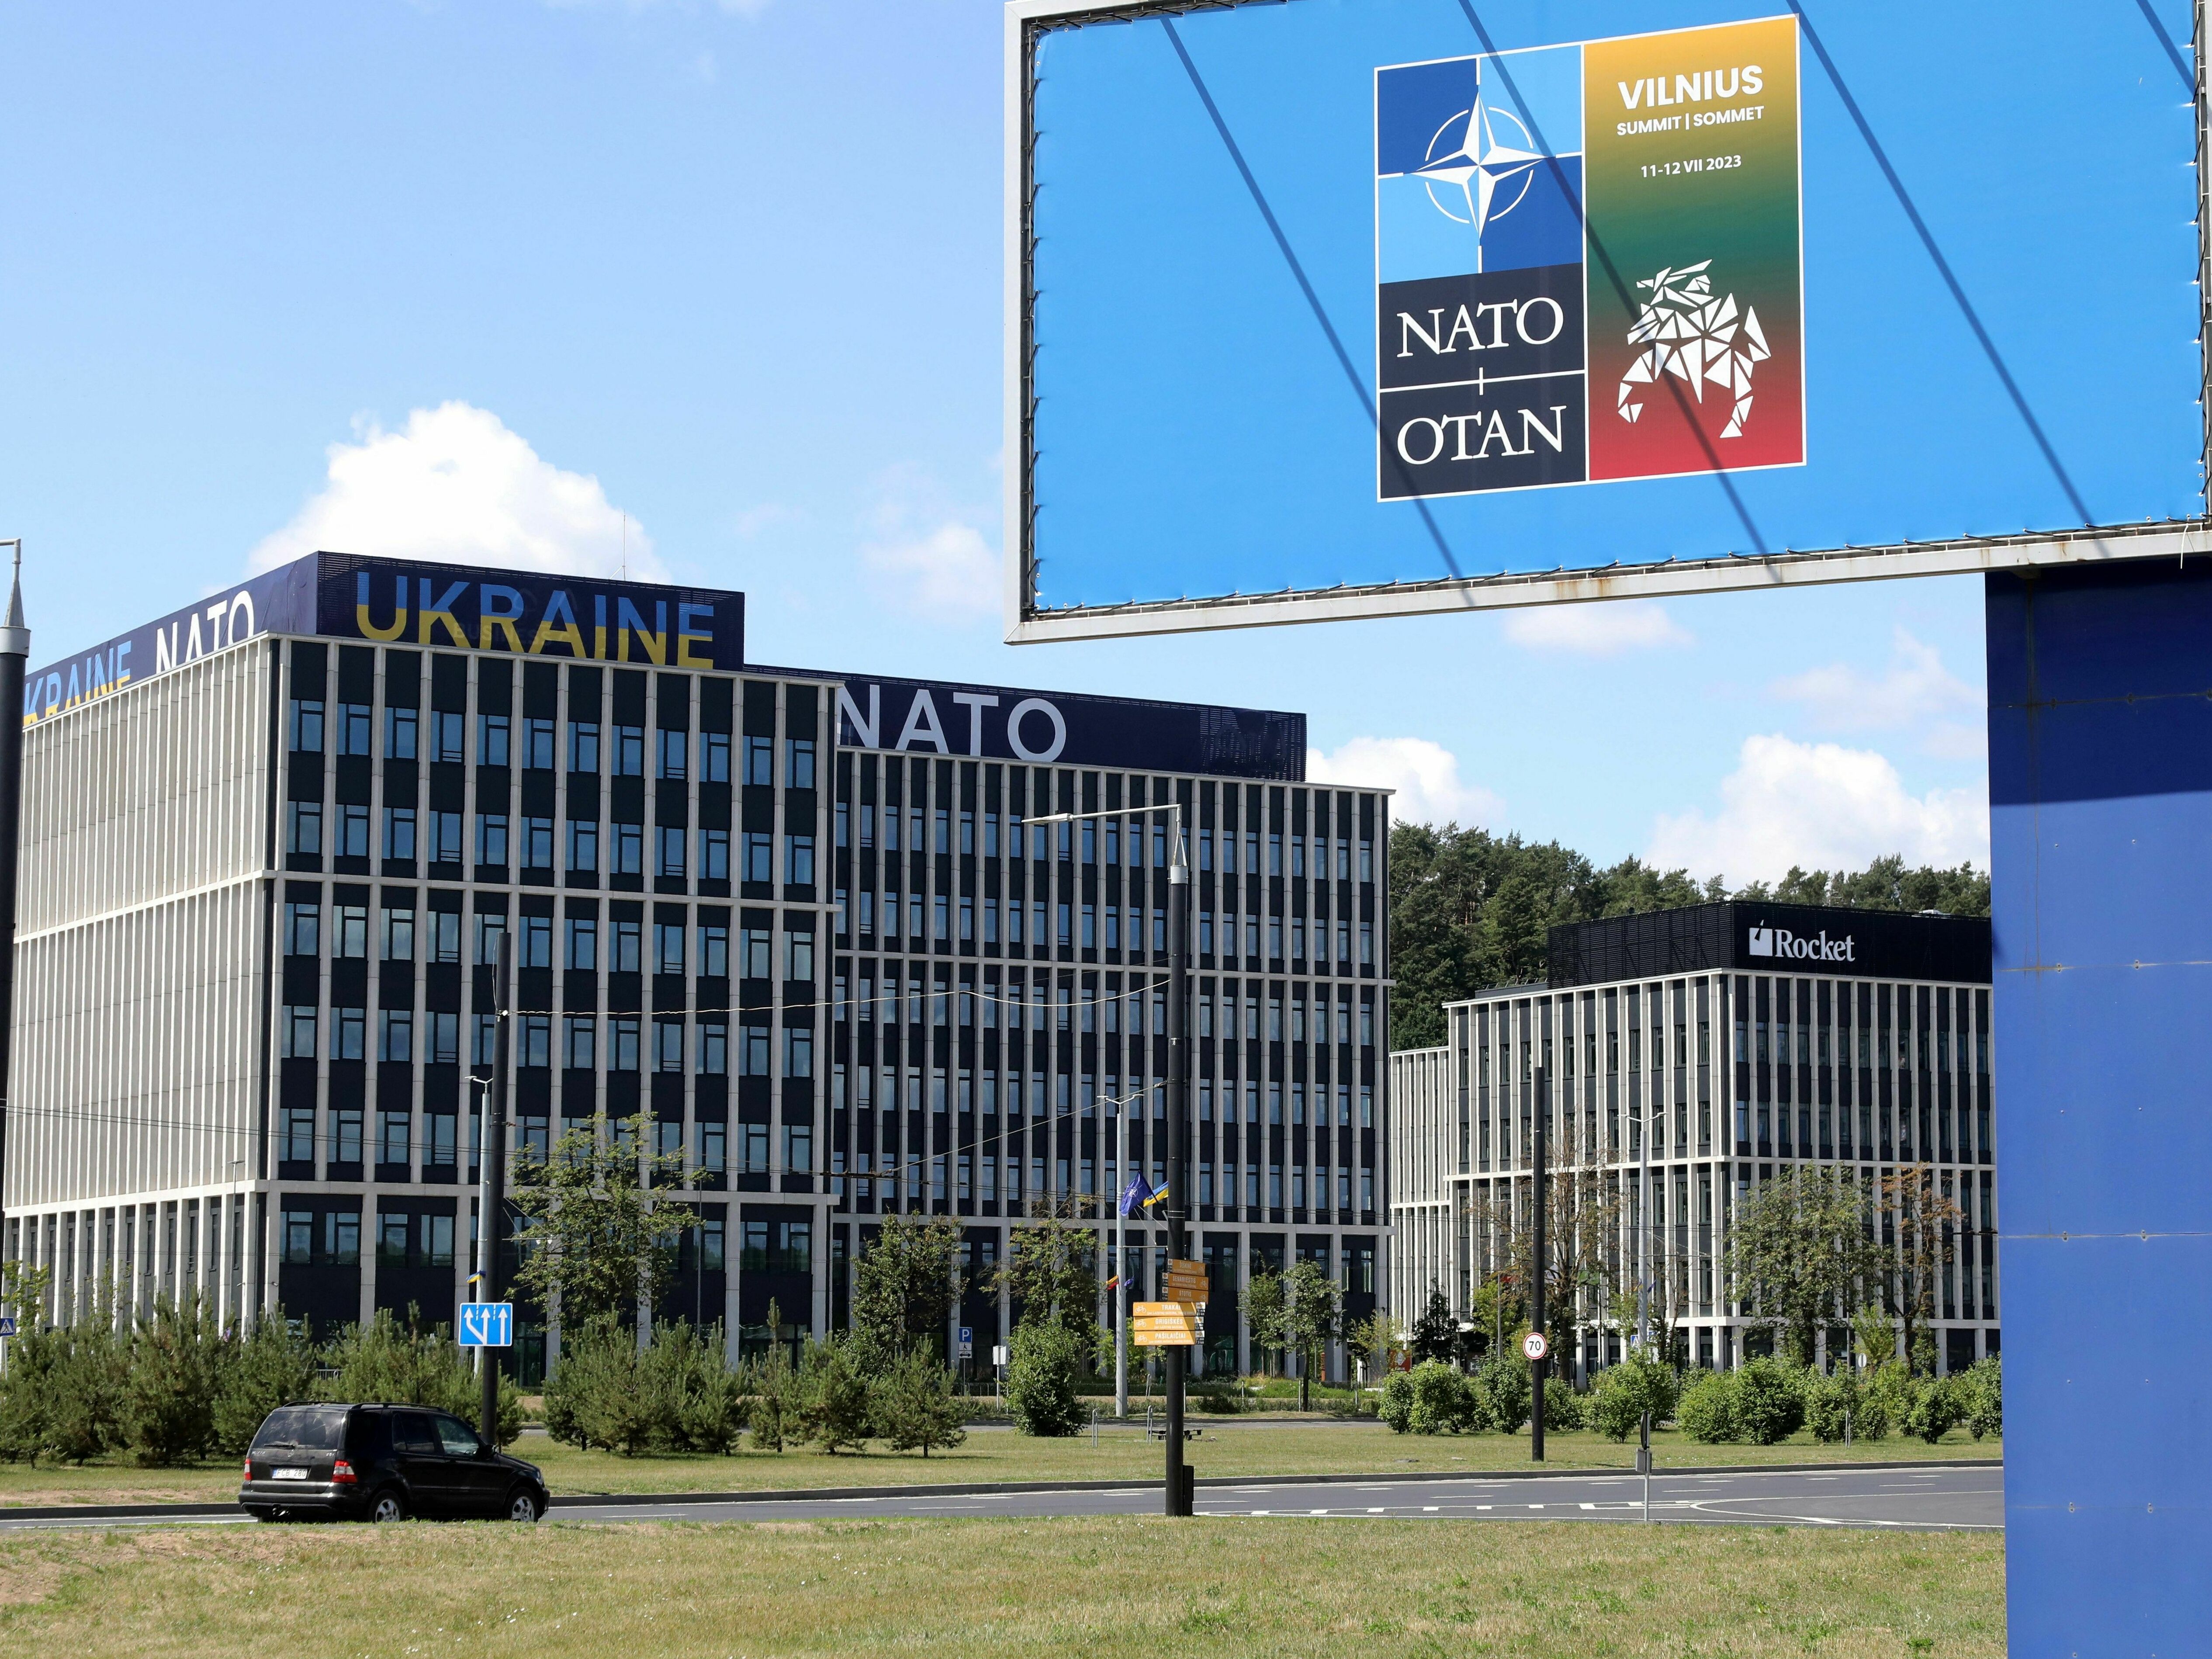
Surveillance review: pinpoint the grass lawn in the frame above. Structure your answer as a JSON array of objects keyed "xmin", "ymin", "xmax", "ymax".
[
  {"xmin": 0, "ymin": 1514, "xmax": 2007, "ymax": 1657},
  {"xmin": 0, "ymin": 1421, "xmax": 1998, "ymax": 1508}
]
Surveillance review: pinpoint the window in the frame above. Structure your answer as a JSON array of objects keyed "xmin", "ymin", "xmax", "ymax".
[
  {"xmin": 382, "ymin": 807, "xmax": 416, "ymax": 862},
  {"xmin": 613, "ymin": 918, "xmax": 641, "ymax": 972},
  {"xmin": 741, "ymin": 1127, "xmax": 770, "ymax": 1178},
  {"xmin": 280, "ymin": 1005, "xmax": 317, "ymax": 1059},
  {"xmin": 336, "ymin": 904, "xmax": 368, "ymax": 958},
  {"xmin": 743, "ymin": 833, "xmax": 772, "ymax": 884},
  {"xmin": 474, "ymin": 913, "xmax": 507, "ymax": 966},
  {"xmin": 701, "ymin": 731, "xmax": 730, "ymax": 782},
  {"xmin": 385, "ymin": 706, "xmax": 418, "ymax": 760},
  {"xmin": 786, "ymin": 835, "xmax": 815, "ymax": 886},
  {"xmin": 658, "ymin": 728, "xmax": 688, "ymax": 780},
  {"xmin": 429, "ymin": 810, "xmax": 462, "ymax": 864},
  {"xmin": 786, "ymin": 930, "xmax": 814, "ymax": 981},
  {"xmin": 477, "ymin": 814, "xmax": 509, "ymax": 866},
  {"xmin": 523, "ymin": 717, "xmax": 554, "ymax": 770},
  {"xmin": 740, "ymin": 1024, "xmax": 771, "ymax": 1076},
  {"xmin": 377, "ymin": 1109, "xmax": 410, "ymax": 1167},
  {"xmin": 698, "ymin": 923, "xmax": 728, "ymax": 977},
  {"xmin": 654, "ymin": 1018, "xmax": 685, "ymax": 1073},
  {"xmin": 1359, "ymin": 838, "xmax": 1374, "ymax": 880},
  {"xmin": 613, "ymin": 724, "xmax": 644, "ymax": 776},
  {"xmin": 743, "ymin": 735, "xmax": 773, "ymax": 786},
  {"xmin": 284, "ymin": 902, "xmax": 320, "ymax": 956},
  {"xmin": 431, "ymin": 710, "xmax": 464, "ymax": 763},
  {"xmin": 697, "ymin": 1020, "xmax": 728, "ymax": 1074},
  {"xmin": 381, "ymin": 907, "xmax": 415, "ymax": 961},
  {"xmin": 286, "ymin": 802, "xmax": 324, "ymax": 857},
  {"xmin": 657, "ymin": 825, "xmax": 687, "ymax": 879},
  {"xmin": 606, "ymin": 1015, "xmax": 638, "ymax": 1071},
  {"xmin": 783, "ymin": 1124, "xmax": 813, "ymax": 1174},
  {"xmin": 785, "ymin": 1026, "xmax": 814, "ymax": 1078},
  {"xmin": 288, "ymin": 699, "xmax": 324, "ymax": 753},
  {"xmin": 281, "ymin": 1103, "xmax": 314, "ymax": 1162},
  {"xmin": 522, "ymin": 817, "xmax": 554, "ymax": 869},
  {"xmin": 335, "ymin": 1006, "xmax": 366, "ymax": 1060},
  {"xmin": 379, "ymin": 1010, "xmax": 413, "ymax": 1064},
  {"xmin": 473, "ymin": 1014, "xmax": 497, "ymax": 1067},
  {"xmin": 787, "ymin": 738, "xmax": 816, "ymax": 789},
  {"xmin": 741, "ymin": 928, "xmax": 771, "ymax": 978},
  {"xmin": 338, "ymin": 703, "xmax": 370, "ymax": 756},
  {"xmin": 700, "ymin": 827, "xmax": 729, "ymax": 881},
  {"xmin": 478, "ymin": 713, "xmax": 510, "ymax": 766},
  {"xmin": 654, "ymin": 922, "xmax": 685, "ymax": 976},
  {"xmin": 561, "ymin": 1015, "xmax": 595, "ymax": 1070},
  {"xmin": 695, "ymin": 1121, "xmax": 727, "ymax": 1181},
  {"xmin": 566, "ymin": 916, "xmax": 598, "ymax": 970},
  {"xmin": 569, "ymin": 721, "xmax": 600, "ymax": 772},
  {"xmin": 517, "ymin": 1015, "xmax": 550, "ymax": 1069},
  {"xmin": 427, "ymin": 1011, "xmax": 459, "ymax": 1065},
  {"xmin": 520, "ymin": 914, "xmax": 552, "ymax": 968},
  {"xmin": 613, "ymin": 821, "xmax": 642, "ymax": 875},
  {"xmin": 337, "ymin": 805, "xmax": 370, "ymax": 859},
  {"xmin": 568, "ymin": 819, "xmax": 599, "ymax": 873}
]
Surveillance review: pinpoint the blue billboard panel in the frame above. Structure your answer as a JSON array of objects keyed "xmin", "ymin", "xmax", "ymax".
[
  {"xmin": 1011, "ymin": 0, "xmax": 2205, "ymax": 637},
  {"xmin": 26, "ymin": 553, "xmax": 744, "ymax": 725}
]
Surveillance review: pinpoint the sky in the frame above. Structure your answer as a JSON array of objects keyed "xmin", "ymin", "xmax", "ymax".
[{"xmin": 0, "ymin": 0, "xmax": 1997, "ymax": 885}]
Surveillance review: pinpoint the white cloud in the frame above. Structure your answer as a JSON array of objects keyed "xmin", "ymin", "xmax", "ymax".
[
  {"xmin": 858, "ymin": 464, "xmax": 998, "ymax": 619},
  {"xmin": 1769, "ymin": 627, "xmax": 1981, "ymax": 734},
  {"xmin": 1648, "ymin": 733, "xmax": 1988, "ymax": 883},
  {"xmin": 1309, "ymin": 737, "xmax": 1503, "ymax": 830},
  {"xmin": 249, "ymin": 402, "xmax": 665, "ymax": 582},
  {"xmin": 1503, "ymin": 601, "xmax": 1692, "ymax": 654}
]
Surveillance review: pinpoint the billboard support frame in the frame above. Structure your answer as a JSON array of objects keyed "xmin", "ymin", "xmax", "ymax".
[{"xmin": 1004, "ymin": 0, "xmax": 2212, "ymax": 644}]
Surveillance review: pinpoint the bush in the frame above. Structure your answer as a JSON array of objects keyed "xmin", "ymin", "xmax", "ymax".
[
  {"xmin": 1857, "ymin": 1362, "xmax": 1908, "ymax": 1441},
  {"xmin": 1900, "ymin": 1373, "xmax": 1966, "ymax": 1444},
  {"xmin": 211, "ymin": 1315, "xmax": 318, "ymax": 1457},
  {"xmin": 1963, "ymin": 1356, "xmax": 2002, "ymax": 1441},
  {"xmin": 324, "ymin": 1308, "xmax": 523, "ymax": 1446},
  {"xmin": 543, "ymin": 1318, "xmax": 656, "ymax": 1455},
  {"xmin": 637, "ymin": 1320, "xmax": 746, "ymax": 1455},
  {"xmin": 798, "ymin": 1337, "xmax": 874, "ymax": 1454},
  {"xmin": 742, "ymin": 1339, "xmax": 801, "ymax": 1452},
  {"xmin": 1407, "ymin": 1361, "xmax": 1477, "ymax": 1434},
  {"xmin": 1542, "ymin": 1380, "xmax": 1585, "ymax": 1433},
  {"xmin": 1379, "ymin": 1370, "xmax": 1416, "ymax": 1434},
  {"xmin": 125, "ymin": 1299, "xmax": 219, "ymax": 1466},
  {"xmin": 1006, "ymin": 1321, "xmax": 1087, "ymax": 1437},
  {"xmin": 1734, "ymin": 1358, "xmax": 1806, "ymax": 1445},
  {"xmin": 1676, "ymin": 1369, "xmax": 1740, "ymax": 1444},
  {"xmin": 1803, "ymin": 1369, "xmax": 1853, "ymax": 1444},
  {"xmin": 0, "ymin": 1327, "xmax": 58, "ymax": 1463},
  {"xmin": 873, "ymin": 1352, "xmax": 967, "ymax": 1457},
  {"xmin": 1589, "ymin": 1354, "xmax": 1677, "ymax": 1444},
  {"xmin": 1471, "ymin": 1354, "xmax": 1530, "ymax": 1435}
]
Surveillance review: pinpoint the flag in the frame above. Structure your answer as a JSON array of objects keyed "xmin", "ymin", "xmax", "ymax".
[
  {"xmin": 1118, "ymin": 1173, "xmax": 1155, "ymax": 1218},
  {"xmin": 1142, "ymin": 1186, "xmax": 1170, "ymax": 1209}
]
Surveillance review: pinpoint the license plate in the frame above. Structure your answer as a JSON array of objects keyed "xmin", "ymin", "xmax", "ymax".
[{"xmin": 272, "ymin": 1468, "xmax": 310, "ymax": 1481}]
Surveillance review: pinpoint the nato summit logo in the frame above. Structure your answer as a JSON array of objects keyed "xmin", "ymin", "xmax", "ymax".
[{"xmin": 1375, "ymin": 44, "xmax": 1590, "ymax": 500}]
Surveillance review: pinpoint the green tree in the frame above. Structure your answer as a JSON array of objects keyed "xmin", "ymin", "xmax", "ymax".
[
  {"xmin": 543, "ymin": 1316, "xmax": 656, "ymax": 1455},
  {"xmin": 798, "ymin": 1335, "xmax": 876, "ymax": 1454},
  {"xmin": 125, "ymin": 1298, "xmax": 219, "ymax": 1466},
  {"xmin": 849, "ymin": 1212, "xmax": 964, "ymax": 1372},
  {"xmin": 741, "ymin": 1304, "xmax": 800, "ymax": 1452},
  {"xmin": 510, "ymin": 1112, "xmax": 699, "ymax": 1327},
  {"xmin": 995, "ymin": 1201, "xmax": 1100, "ymax": 1347},
  {"xmin": 1724, "ymin": 1167, "xmax": 1885, "ymax": 1368},
  {"xmin": 1881, "ymin": 1164, "xmax": 1963, "ymax": 1377},
  {"xmin": 211, "ymin": 1313, "xmax": 319, "ymax": 1456},
  {"xmin": 1243, "ymin": 1268, "xmax": 1288, "ymax": 1375},
  {"xmin": 873, "ymin": 1351, "xmax": 968, "ymax": 1457},
  {"xmin": 1005, "ymin": 1320, "xmax": 1087, "ymax": 1437},
  {"xmin": 323, "ymin": 1307, "xmax": 523, "ymax": 1444},
  {"xmin": 1282, "ymin": 1260, "xmax": 1343, "ymax": 1412},
  {"xmin": 1408, "ymin": 1286, "xmax": 1458, "ymax": 1366}
]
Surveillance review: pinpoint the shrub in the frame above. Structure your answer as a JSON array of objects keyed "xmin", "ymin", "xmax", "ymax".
[
  {"xmin": 1589, "ymin": 1354, "xmax": 1677, "ymax": 1444},
  {"xmin": 125, "ymin": 1298, "xmax": 221, "ymax": 1466},
  {"xmin": 798, "ymin": 1337, "xmax": 874, "ymax": 1454},
  {"xmin": 1804, "ymin": 1369, "xmax": 1854, "ymax": 1444},
  {"xmin": 324, "ymin": 1307, "xmax": 522, "ymax": 1445},
  {"xmin": 1734, "ymin": 1357, "xmax": 1806, "ymax": 1445},
  {"xmin": 543, "ymin": 1318, "xmax": 657, "ymax": 1455},
  {"xmin": 1542, "ymin": 1380, "xmax": 1585, "ymax": 1433},
  {"xmin": 1857, "ymin": 1362, "xmax": 1908, "ymax": 1441},
  {"xmin": 1406, "ymin": 1361, "xmax": 1476, "ymax": 1434},
  {"xmin": 45, "ymin": 1318, "xmax": 131, "ymax": 1465},
  {"xmin": 634, "ymin": 1320, "xmax": 747, "ymax": 1455},
  {"xmin": 211, "ymin": 1315, "xmax": 318, "ymax": 1457},
  {"xmin": 742, "ymin": 1338, "xmax": 801, "ymax": 1452},
  {"xmin": 1379, "ymin": 1370, "xmax": 1416, "ymax": 1434},
  {"xmin": 1006, "ymin": 1321, "xmax": 1087, "ymax": 1437},
  {"xmin": 0, "ymin": 1327, "xmax": 58, "ymax": 1463},
  {"xmin": 1900, "ymin": 1373, "xmax": 1966, "ymax": 1444},
  {"xmin": 1963, "ymin": 1356, "xmax": 2002, "ymax": 1441},
  {"xmin": 1676, "ymin": 1369, "xmax": 1740, "ymax": 1444},
  {"xmin": 873, "ymin": 1352, "xmax": 967, "ymax": 1457},
  {"xmin": 1471, "ymin": 1354, "xmax": 1530, "ymax": 1435}
]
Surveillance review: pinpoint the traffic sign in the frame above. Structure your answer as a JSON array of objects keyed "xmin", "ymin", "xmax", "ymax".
[
  {"xmin": 1132, "ymin": 1301, "xmax": 1202, "ymax": 1347},
  {"xmin": 0, "ymin": 1316, "xmax": 15, "ymax": 1337},
  {"xmin": 1163, "ymin": 1258, "xmax": 1209, "ymax": 1305},
  {"xmin": 957, "ymin": 1325, "xmax": 973, "ymax": 1360},
  {"xmin": 1521, "ymin": 1330, "xmax": 1549, "ymax": 1362},
  {"xmin": 457, "ymin": 1302, "xmax": 514, "ymax": 1348},
  {"xmin": 991, "ymin": 1344, "xmax": 1009, "ymax": 1368}
]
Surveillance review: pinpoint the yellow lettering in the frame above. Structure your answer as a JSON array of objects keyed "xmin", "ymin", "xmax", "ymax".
[
  {"xmin": 419, "ymin": 610, "xmax": 469, "ymax": 648},
  {"xmin": 677, "ymin": 632, "xmax": 711, "ymax": 668},
  {"xmin": 530, "ymin": 619, "xmax": 587, "ymax": 658},
  {"xmin": 479, "ymin": 618, "xmax": 525, "ymax": 653},
  {"xmin": 357, "ymin": 603, "xmax": 407, "ymax": 643}
]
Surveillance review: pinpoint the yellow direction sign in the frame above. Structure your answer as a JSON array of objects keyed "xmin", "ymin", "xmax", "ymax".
[
  {"xmin": 1163, "ymin": 1258, "xmax": 1209, "ymax": 1305},
  {"xmin": 1132, "ymin": 1301, "xmax": 1202, "ymax": 1347}
]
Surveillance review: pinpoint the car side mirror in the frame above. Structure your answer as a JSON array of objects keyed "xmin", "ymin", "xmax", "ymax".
[{"xmin": 478, "ymin": 1441, "xmax": 494, "ymax": 1457}]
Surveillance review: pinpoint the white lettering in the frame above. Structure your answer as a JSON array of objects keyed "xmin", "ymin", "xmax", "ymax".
[
  {"xmin": 1515, "ymin": 296, "xmax": 1565, "ymax": 346},
  {"xmin": 951, "ymin": 691, "xmax": 999, "ymax": 758},
  {"xmin": 1618, "ymin": 79, "xmax": 1644, "ymax": 110},
  {"xmin": 228, "ymin": 592, "xmax": 255, "ymax": 649},
  {"xmin": 1006, "ymin": 696, "xmax": 1067, "ymax": 763},
  {"xmin": 185, "ymin": 611, "xmax": 204, "ymax": 661},
  {"xmin": 1743, "ymin": 64, "xmax": 1763, "ymax": 94},
  {"xmin": 836, "ymin": 683, "xmax": 881, "ymax": 749},
  {"xmin": 1396, "ymin": 418, "xmax": 1447, "ymax": 466},
  {"xmin": 1520, "ymin": 405, "xmax": 1569, "ymax": 454},
  {"xmin": 155, "ymin": 624, "xmax": 178, "ymax": 675},
  {"xmin": 1397, "ymin": 309, "xmax": 1445, "ymax": 357},
  {"xmin": 895, "ymin": 689, "xmax": 948, "ymax": 753}
]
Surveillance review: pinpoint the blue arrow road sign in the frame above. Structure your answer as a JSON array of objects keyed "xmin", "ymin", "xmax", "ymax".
[{"xmin": 457, "ymin": 1302, "xmax": 513, "ymax": 1348}]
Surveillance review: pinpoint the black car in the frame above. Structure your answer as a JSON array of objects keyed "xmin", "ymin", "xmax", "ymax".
[{"xmin": 240, "ymin": 1403, "xmax": 549, "ymax": 1524}]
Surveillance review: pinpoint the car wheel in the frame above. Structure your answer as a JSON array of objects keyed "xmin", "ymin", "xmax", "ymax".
[
  {"xmin": 369, "ymin": 1490, "xmax": 408, "ymax": 1524},
  {"xmin": 505, "ymin": 1487, "xmax": 543, "ymax": 1524}
]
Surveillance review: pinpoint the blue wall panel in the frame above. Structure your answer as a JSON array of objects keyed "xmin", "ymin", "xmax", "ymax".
[{"xmin": 1988, "ymin": 561, "xmax": 2212, "ymax": 1654}]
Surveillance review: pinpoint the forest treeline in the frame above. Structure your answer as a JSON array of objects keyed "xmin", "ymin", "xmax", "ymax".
[{"xmin": 1386, "ymin": 825, "xmax": 1990, "ymax": 1050}]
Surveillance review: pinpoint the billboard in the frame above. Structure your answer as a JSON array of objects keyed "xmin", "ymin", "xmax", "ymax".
[
  {"xmin": 26, "ymin": 553, "xmax": 745, "ymax": 726},
  {"xmin": 1546, "ymin": 900, "xmax": 1991, "ymax": 987},
  {"xmin": 1007, "ymin": 0, "xmax": 2207, "ymax": 639}
]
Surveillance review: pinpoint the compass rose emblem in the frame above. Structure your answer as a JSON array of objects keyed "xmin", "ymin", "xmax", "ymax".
[{"xmin": 1412, "ymin": 93, "xmax": 1548, "ymax": 245}]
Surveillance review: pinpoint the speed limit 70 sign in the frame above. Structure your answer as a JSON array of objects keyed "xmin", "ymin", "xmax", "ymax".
[{"xmin": 1521, "ymin": 1330, "xmax": 1549, "ymax": 1362}]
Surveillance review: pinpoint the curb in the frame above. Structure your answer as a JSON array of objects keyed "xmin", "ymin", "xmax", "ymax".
[{"xmin": 0, "ymin": 1457, "xmax": 2002, "ymax": 1523}]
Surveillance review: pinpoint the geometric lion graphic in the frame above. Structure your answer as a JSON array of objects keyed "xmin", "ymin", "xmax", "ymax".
[{"xmin": 1615, "ymin": 259, "xmax": 1771, "ymax": 438}]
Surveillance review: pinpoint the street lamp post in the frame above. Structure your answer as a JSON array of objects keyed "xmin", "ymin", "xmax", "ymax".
[
  {"xmin": 1026, "ymin": 801, "xmax": 1189, "ymax": 1514},
  {"xmin": 1531, "ymin": 1063, "xmax": 1547, "ymax": 1462},
  {"xmin": 479, "ymin": 931, "xmax": 512, "ymax": 1442}
]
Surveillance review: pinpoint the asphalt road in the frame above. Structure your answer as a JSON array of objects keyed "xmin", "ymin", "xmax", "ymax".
[{"xmin": 0, "ymin": 1465, "xmax": 2001, "ymax": 1535}]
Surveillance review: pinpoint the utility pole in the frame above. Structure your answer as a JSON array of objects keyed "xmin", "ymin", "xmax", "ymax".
[
  {"xmin": 1164, "ymin": 811, "xmax": 1191, "ymax": 1516},
  {"xmin": 1531, "ymin": 1061, "xmax": 1547, "ymax": 1462},
  {"xmin": 0, "ymin": 547, "xmax": 27, "ymax": 1318},
  {"xmin": 1115, "ymin": 1084, "xmax": 1129, "ymax": 1417},
  {"xmin": 479, "ymin": 930, "xmax": 511, "ymax": 1442}
]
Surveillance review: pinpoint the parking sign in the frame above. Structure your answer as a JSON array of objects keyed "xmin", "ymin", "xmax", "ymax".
[
  {"xmin": 957, "ymin": 1325, "xmax": 973, "ymax": 1360},
  {"xmin": 457, "ymin": 1302, "xmax": 513, "ymax": 1348}
]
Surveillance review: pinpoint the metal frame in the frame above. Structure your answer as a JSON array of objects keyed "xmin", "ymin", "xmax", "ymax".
[{"xmin": 1004, "ymin": 0, "xmax": 2212, "ymax": 643}]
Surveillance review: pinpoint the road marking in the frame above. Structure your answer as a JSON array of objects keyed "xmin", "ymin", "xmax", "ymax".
[
  {"xmin": 1309, "ymin": 1508, "xmax": 1329, "ymax": 1515},
  {"xmin": 1367, "ymin": 1507, "xmax": 1385, "ymax": 1514},
  {"xmin": 1250, "ymin": 1510, "xmax": 1270, "ymax": 1516},
  {"xmin": 1423, "ymin": 1506, "xmax": 1440, "ymax": 1512}
]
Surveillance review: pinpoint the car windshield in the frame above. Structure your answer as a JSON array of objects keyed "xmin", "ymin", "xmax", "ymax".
[{"xmin": 250, "ymin": 1406, "xmax": 349, "ymax": 1453}]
